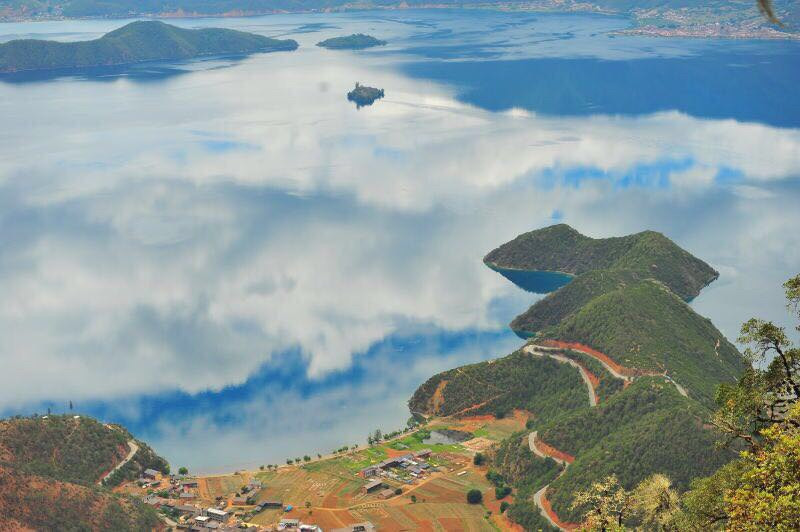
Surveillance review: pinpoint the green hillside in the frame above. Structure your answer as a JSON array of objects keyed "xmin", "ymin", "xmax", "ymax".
[
  {"xmin": 551, "ymin": 279, "xmax": 745, "ymax": 406},
  {"xmin": 317, "ymin": 33, "xmax": 386, "ymax": 49},
  {"xmin": 540, "ymin": 379, "xmax": 736, "ymax": 522},
  {"xmin": 510, "ymin": 268, "xmax": 642, "ymax": 333},
  {"xmin": 0, "ymin": 20, "xmax": 298, "ymax": 73},
  {"xmin": 410, "ymin": 224, "xmax": 747, "ymax": 530},
  {"xmin": 0, "ymin": 414, "xmax": 168, "ymax": 486},
  {"xmin": 484, "ymin": 224, "xmax": 718, "ymax": 301},
  {"xmin": 408, "ymin": 349, "xmax": 589, "ymax": 420},
  {"xmin": 0, "ymin": 414, "xmax": 168, "ymax": 531},
  {"xmin": 0, "ymin": 464, "xmax": 162, "ymax": 531}
]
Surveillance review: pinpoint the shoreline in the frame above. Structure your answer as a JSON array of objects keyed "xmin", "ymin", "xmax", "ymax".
[{"xmin": 2, "ymin": 7, "xmax": 797, "ymax": 42}]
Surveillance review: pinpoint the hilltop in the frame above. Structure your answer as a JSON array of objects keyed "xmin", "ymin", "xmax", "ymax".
[
  {"xmin": 0, "ymin": 414, "xmax": 168, "ymax": 530},
  {"xmin": 412, "ymin": 224, "xmax": 746, "ymax": 529},
  {"xmin": 0, "ymin": 20, "xmax": 298, "ymax": 73},
  {"xmin": 317, "ymin": 33, "xmax": 387, "ymax": 49},
  {"xmin": 484, "ymin": 224, "xmax": 718, "ymax": 301}
]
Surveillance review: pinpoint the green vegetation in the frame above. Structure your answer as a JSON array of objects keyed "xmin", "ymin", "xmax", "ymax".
[
  {"xmin": 542, "ymin": 379, "xmax": 735, "ymax": 521},
  {"xmin": 0, "ymin": 415, "xmax": 167, "ymax": 531},
  {"xmin": 485, "ymin": 224, "xmax": 718, "ymax": 301},
  {"xmin": 466, "ymin": 488, "xmax": 483, "ymax": 504},
  {"xmin": 0, "ymin": 414, "xmax": 166, "ymax": 487},
  {"xmin": 317, "ymin": 33, "xmax": 386, "ymax": 49},
  {"xmin": 410, "ymin": 224, "xmax": 754, "ymax": 529},
  {"xmin": 0, "ymin": 465, "xmax": 162, "ymax": 532},
  {"xmin": 409, "ymin": 349, "xmax": 588, "ymax": 419},
  {"xmin": 552, "ymin": 279, "xmax": 746, "ymax": 406},
  {"xmin": 0, "ymin": 20, "xmax": 298, "ymax": 73}
]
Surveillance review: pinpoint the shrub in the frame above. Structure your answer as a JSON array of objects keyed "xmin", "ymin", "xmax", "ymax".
[{"xmin": 467, "ymin": 489, "xmax": 483, "ymax": 504}]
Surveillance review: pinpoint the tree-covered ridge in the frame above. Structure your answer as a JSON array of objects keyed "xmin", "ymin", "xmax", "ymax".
[
  {"xmin": 317, "ymin": 33, "xmax": 386, "ymax": 49},
  {"xmin": 0, "ymin": 414, "xmax": 168, "ymax": 486},
  {"xmin": 484, "ymin": 224, "xmax": 718, "ymax": 301},
  {"xmin": 408, "ymin": 349, "xmax": 589, "ymax": 420},
  {"xmin": 540, "ymin": 378, "xmax": 735, "ymax": 523},
  {"xmin": 550, "ymin": 279, "xmax": 746, "ymax": 407},
  {"xmin": 510, "ymin": 268, "xmax": 642, "ymax": 333},
  {"xmin": 0, "ymin": 20, "xmax": 298, "ymax": 73},
  {"xmin": 0, "ymin": 464, "xmax": 162, "ymax": 532}
]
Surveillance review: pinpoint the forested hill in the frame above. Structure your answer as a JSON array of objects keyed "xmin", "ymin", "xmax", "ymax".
[
  {"xmin": 484, "ymin": 224, "xmax": 718, "ymax": 301},
  {"xmin": 0, "ymin": 414, "xmax": 168, "ymax": 486},
  {"xmin": 0, "ymin": 414, "xmax": 168, "ymax": 530},
  {"xmin": 410, "ymin": 224, "xmax": 748, "ymax": 529},
  {"xmin": 0, "ymin": 20, "xmax": 298, "ymax": 73},
  {"xmin": 488, "ymin": 224, "xmax": 744, "ymax": 406}
]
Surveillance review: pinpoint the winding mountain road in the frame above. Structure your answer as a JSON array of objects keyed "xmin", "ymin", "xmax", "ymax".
[
  {"xmin": 525, "ymin": 345, "xmax": 598, "ymax": 406},
  {"xmin": 524, "ymin": 340, "xmax": 690, "ymax": 530},
  {"xmin": 99, "ymin": 440, "xmax": 138, "ymax": 485}
]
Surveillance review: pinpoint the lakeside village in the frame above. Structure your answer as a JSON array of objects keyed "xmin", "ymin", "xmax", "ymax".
[
  {"xmin": 119, "ymin": 414, "xmax": 528, "ymax": 531},
  {"xmin": 115, "ymin": 416, "xmax": 526, "ymax": 532}
]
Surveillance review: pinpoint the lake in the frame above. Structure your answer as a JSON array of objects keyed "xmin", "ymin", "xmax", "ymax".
[{"xmin": 1, "ymin": 9, "xmax": 799, "ymax": 473}]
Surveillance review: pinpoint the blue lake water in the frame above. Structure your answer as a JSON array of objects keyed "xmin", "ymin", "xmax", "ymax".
[{"xmin": 1, "ymin": 9, "xmax": 799, "ymax": 472}]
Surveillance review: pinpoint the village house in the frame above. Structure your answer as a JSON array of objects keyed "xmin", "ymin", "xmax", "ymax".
[
  {"xmin": 363, "ymin": 479, "xmax": 383, "ymax": 494},
  {"xmin": 143, "ymin": 468, "xmax": 161, "ymax": 480},
  {"xmin": 378, "ymin": 488, "xmax": 395, "ymax": 499},
  {"xmin": 205, "ymin": 508, "xmax": 229, "ymax": 522}
]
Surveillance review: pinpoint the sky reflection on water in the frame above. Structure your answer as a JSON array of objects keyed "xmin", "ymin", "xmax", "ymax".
[{"xmin": 1, "ymin": 10, "xmax": 799, "ymax": 471}]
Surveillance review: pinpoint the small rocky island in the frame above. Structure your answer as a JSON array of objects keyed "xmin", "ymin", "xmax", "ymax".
[
  {"xmin": 317, "ymin": 33, "xmax": 387, "ymax": 50},
  {"xmin": 347, "ymin": 82, "xmax": 385, "ymax": 108}
]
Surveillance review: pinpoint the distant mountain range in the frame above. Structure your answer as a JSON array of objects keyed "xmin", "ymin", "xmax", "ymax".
[
  {"xmin": 1, "ymin": 0, "xmax": 797, "ymax": 39},
  {"xmin": 411, "ymin": 224, "xmax": 747, "ymax": 529},
  {"xmin": 0, "ymin": 20, "xmax": 298, "ymax": 73}
]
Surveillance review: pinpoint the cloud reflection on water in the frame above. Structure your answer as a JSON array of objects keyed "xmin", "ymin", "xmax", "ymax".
[{"xmin": 0, "ymin": 10, "xmax": 799, "ymax": 470}]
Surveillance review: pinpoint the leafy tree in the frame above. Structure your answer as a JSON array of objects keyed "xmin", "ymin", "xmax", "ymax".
[
  {"xmin": 495, "ymin": 485, "xmax": 512, "ymax": 500},
  {"xmin": 571, "ymin": 475, "xmax": 631, "ymax": 531},
  {"xmin": 500, "ymin": 501, "xmax": 510, "ymax": 513},
  {"xmin": 711, "ymin": 274, "xmax": 799, "ymax": 450},
  {"xmin": 631, "ymin": 473, "xmax": 680, "ymax": 530},
  {"xmin": 473, "ymin": 452, "xmax": 485, "ymax": 466},
  {"xmin": 411, "ymin": 495, "xmax": 417, "ymax": 503},
  {"xmin": 394, "ymin": 488, "xmax": 402, "ymax": 495},
  {"xmin": 467, "ymin": 489, "xmax": 483, "ymax": 504},
  {"xmin": 178, "ymin": 466, "xmax": 188, "ymax": 475},
  {"xmin": 303, "ymin": 455, "xmax": 311, "ymax": 462}
]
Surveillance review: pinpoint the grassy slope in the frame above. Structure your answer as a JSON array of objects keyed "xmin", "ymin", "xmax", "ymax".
[
  {"xmin": 484, "ymin": 224, "xmax": 718, "ymax": 301},
  {"xmin": 510, "ymin": 268, "xmax": 642, "ymax": 333},
  {"xmin": 540, "ymin": 379, "xmax": 735, "ymax": 522},
  {"xmin": 0, "ymin": 20, "xmax": 298, "ymax": 72},
  {"xmin": 551, "ymin": 279, "xmax": 745, "ymax": 407},
  {"xmin": 0, "ymin": 414, "xmax": 168, "ymax": 486},
  {"xmin": 408, "ymin": 349, "xmax": 589, "ymax": 420}
]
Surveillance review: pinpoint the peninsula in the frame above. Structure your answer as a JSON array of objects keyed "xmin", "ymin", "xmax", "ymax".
[
  {"xmin": 0, "ymin": 20, "xmax": 299, "ymax": 74},
  {"xmin": 412, "ymin": 224, "xmax": 747, "ymax": 529},
  {"xmin": 317, "ymin": 33, "xmax": 387, "ymax": 50},
  {"xmin": 347, "ymin": 82, "xmax": 385, "ymax": 108}
]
